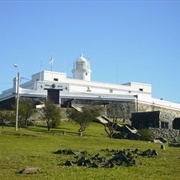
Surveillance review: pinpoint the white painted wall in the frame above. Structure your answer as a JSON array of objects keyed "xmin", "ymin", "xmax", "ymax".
[{"xmin": 1, "ymin": 69, "xmax": 180, "ymax": 111}]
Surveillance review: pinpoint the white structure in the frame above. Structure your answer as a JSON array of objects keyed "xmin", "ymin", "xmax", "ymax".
[
  {"xmin": 0, "ymin": 54, "xmax": 180, "ymax": 111},
  {"xmin": 72, "ymin": 54, "xmax": 91, "ymax": 81}
]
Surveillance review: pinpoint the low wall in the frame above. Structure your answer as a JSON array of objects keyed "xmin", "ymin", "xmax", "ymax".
[{"xmin": 68, "ymin": 100, "xmax": 180, "ymax": 124}]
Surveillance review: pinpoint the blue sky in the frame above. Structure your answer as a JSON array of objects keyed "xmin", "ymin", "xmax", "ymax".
[{"xmin": 0, "ymin": 0, "xmax": 180, "ymax": 103}]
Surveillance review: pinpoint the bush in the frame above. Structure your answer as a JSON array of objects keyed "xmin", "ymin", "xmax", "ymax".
[{"xmin": 138, "ymin": 129, "xmax": 155, "ymax": 141}]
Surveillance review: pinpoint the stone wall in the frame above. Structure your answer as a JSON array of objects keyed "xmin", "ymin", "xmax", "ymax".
[
  {"xmin": 105, "ymin": 101, "xmax": 180, "ymax": 124},
  {"xmin": 66, "ymin": 99, "xmax": 180, "ymax": 125},
  {"xmin": 149, "ymin": 127, "xmax": 180, "ymax": 139},
  {"xmin": 3, "ymin": 97, "xmax": 179, "ymax": 130},
  {"xmin": 106, "ymin": 102, "xmax": 135, "ymax": 121},
  {"xmin": 137, "ymin": 102, "xmax": 180, "ymax": 117}
]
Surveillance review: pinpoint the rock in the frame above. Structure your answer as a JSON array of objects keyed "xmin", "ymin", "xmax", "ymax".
[
  {"xmin": 76, "ymin": 156, "xmax": 91, "ymax": 166},
  {"xmin": 151, "ymin": 149, "xmax": 158, "ymax": 156},
  {"xmin": 142, "ymin": 149, "xmax": 152, "ymax": 156},
  {"xmin": 54, "ymin": 149, "xmax": 84, "ymax": 155},
  {"xmin": 19, "ymin": 167, "xmax": 39, "ymax": 174},
  {"xmin": 118, "ymin": 153, "xmax": 129, "ymax": 163},
  {"xmin": 57, "ymin": 147, "xmax": 160, "ymax": 169},
  {"xmin": 91, "ymin": 162, "xmax": 99, "ymax": 168},
  {"xmin": 156, "ymin": 137, "xmax": 168, "ymax": 143},
  {"xmin": 64, "ymin": 160, "xmax": 73, "ymax": 166},
  {"xmin": 94, "ymin": 153, "xmax": 100, "ymax": 158},
  {"xmin": 98, "ymin": 156, "xmax": 106, "ymax": 163},
  {"xmin": 133, "ymin": 148, "xmax": 140, "ymax": 154},
  {"xmin": 106, "ymin": 162, "xmax": 115, "ymax": 168},
  {"xmin": 161, "ymin": 145, "xmax": 166, "ymax": 150},
  {"xmin": 153, "ymin": 139, "xmax": 162, "ymax": 143}
]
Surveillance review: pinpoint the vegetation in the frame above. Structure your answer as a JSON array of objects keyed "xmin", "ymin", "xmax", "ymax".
[
  {"xmin": 138, "ymin": 129, "xmax": 155, "ymax": 141},
  {"xmin": 18, "ymin": 103, "xmax": 35, "ymax": 127},
  {"xmin": 0, "ymin": 110, "xmax": 14, "ymax": 128},
  {"xmin": 67, "ymin": 106, "xmax": 102, "ymax": 133},
  {"xmin": 104, "ymin": 117, "xmax": 118, "ymax": 138},
  {"xmin": 0, "ymin": 123, "xmax": 180, "ymax": 180},
  {"xmin": 42, "ymin": 100, "xmax": 62, "ymax": 131}
]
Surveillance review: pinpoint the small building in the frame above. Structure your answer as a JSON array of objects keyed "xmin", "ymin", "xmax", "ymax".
[{"xmin": 130, "ymin": 111, "xmax": 175, "ymax": 129}]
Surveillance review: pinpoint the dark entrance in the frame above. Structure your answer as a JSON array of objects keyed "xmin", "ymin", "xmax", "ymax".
[
  {"xmin": 47, "ymin": 89, "xmax": 60, "ymax": 104},
  {"xmin": 173, "ymin": 118, "xmax": 180, "ymax": 129}
]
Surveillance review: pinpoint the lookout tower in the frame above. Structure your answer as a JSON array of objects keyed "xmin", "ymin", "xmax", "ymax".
[{"xmin": 72, "ymin": 54, "xmax": 92, "ymax": 81}]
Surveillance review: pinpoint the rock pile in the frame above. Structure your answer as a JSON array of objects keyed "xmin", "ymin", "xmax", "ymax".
[
  {"xmin": 55, "ymin": 148, "xmax": 158, "ymax": 168},
  {"xmin": 149, "ymin": 128, "xmax": 180, "ymax": 139}
]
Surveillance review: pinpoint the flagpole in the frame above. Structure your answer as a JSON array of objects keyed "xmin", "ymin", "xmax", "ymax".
[{"xmin": 49, "ymin": 56, "xmax": 54, "ymax": 71}]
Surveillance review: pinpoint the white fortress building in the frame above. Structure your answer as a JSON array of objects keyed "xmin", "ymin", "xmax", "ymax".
[{"xmin": 1, "ymin": 54, "xmax": 180, "ymax": 112}]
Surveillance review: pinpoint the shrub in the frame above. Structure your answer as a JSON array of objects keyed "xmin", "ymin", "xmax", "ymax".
[{"xmin": 138, "ymin": 129, "xmax": 155, "ymax": 141}]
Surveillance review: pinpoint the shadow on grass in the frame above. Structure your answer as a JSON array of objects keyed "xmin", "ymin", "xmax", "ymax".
[
  {"xmin": 1, "ymin": 129, "xmax": 39, "ymax": 137},
  {"xmin": 25, "ymin": 125, "xmax": 79, "ymax": 136}
]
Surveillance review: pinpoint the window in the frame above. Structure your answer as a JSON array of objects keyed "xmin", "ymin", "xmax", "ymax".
[
  {"xmin": 109, "ymin": 89, "xmax": 113, "ymax": 93},
  {"xmin": 161, "ymin": 121, "xmax": 169, "ymax": 129},
  {"xmin": 87, "ymin": 87, "xmax": 91, "ymax": 92},
  {"xmin": 54, "ymin": 78, "xmax": 58, "ymax": 81},
  {"xmin": 139, "ymin": 88, "xmax": 143, "ymax": 91}
]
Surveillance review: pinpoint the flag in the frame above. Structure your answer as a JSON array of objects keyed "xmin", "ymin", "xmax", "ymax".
[{"xmin": 49, "ymin": 56, "xmax": 54, "ymax": 65}]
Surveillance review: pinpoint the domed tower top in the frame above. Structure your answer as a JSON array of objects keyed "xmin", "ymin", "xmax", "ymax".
[{"xmin": 72, "ymin": 54, "xmax": 92, "ymax": 81}]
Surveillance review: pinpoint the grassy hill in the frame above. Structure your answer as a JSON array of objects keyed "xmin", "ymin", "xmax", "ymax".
[{"xmin": 0, "ymin": 122, "xmax": 180, "ymax": 180}]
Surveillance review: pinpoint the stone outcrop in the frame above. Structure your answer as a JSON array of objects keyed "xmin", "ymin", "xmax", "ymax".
[{"xmin": 55, "ymin": 148, "xmax": 159, "ymax": 168}]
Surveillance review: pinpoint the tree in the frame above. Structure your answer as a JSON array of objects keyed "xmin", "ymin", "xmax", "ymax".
[
  {"xmin": 67, "ymin": 106, "xmax": 103, "ymax": 133},
  {"xmin": 18, "ymin": 103, "xmax": 35, "ymax": 127},
  {"xmin": 104, "ymin": 117, "xmax": 118, "ymax": 138},
  {"xmin": 42, "ymin": 100, "xmax": 62, "ymax": 131},
  {"xmin": 0, "ymin": 110, "xmax": 14, "ymax": 129},
  {"xmin": 11, "ymin": 101, "xmax": 35, "ymax": 127},
  {"xmin": 0, "ymin": 111, "xmax": 7, "ymax": 129}
]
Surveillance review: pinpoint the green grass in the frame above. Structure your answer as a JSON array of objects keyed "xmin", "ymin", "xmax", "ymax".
[{"xmin": 0, "ymin": 122, "xmax": 180, "ymax": 180}]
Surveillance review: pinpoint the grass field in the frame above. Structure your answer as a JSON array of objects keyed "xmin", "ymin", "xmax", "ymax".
[{"xmin": 0, "ymin": 122, "xmax": 180, "ymax": 180}]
